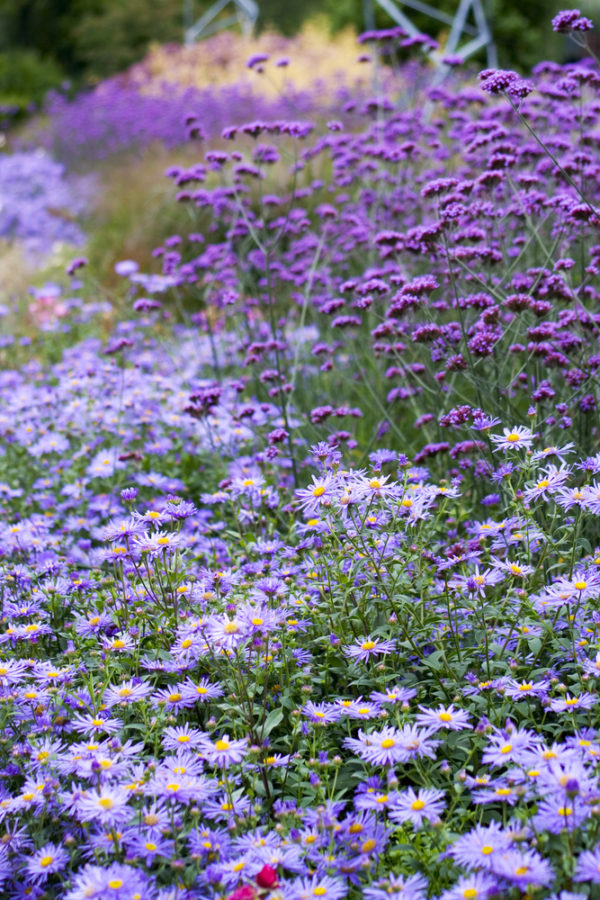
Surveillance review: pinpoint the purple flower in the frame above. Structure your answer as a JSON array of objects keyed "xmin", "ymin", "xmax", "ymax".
[
  {"xmin": 491, "ymin": 849, "xmax": 554, "ymax": 888},
  {"xmin": 574, "ymin": 846, "xmax": 600, "ymax": 883},
  {"xmin": 64, "ymin": 863, "xmax": 151, "ymax": 900},
  {"xmin": 344, "ymin": 726, "xmax": 417, "ymax": 766},
  {"xmin": 415, "ymin": 704, "xmax": 471, "ymax": 732},
  {"xmin": 489, "ymin": 426, "xmax": 535, "ymax": 451},
  {"xmin": 76, "ymin": 786, "xmax": 131, "ymax": 826},
  {"xmin": 439, "ymin": 873, "xmax": 498, "ymax": 900},
  {"xmin": 198, "ymin": 734, "xmax": 249, "ymax": 768},
  {"xmin": 291, "ymin": 874, "xmax": 347, "ymax": 900},
  {"xmin": 388, "ymin": 787, "xmax": 445, "ymax": 827},
  {"xmin": 448, "ymin": 822, "xmax": 513, "ymax": 870},
  {"xmin": 364, "ymin": 874, "xmax": 427, "ymax": 900},
  {"xmin": 552, "ymin": 9, "xmax": 594, "ymax": 32},
  {"xmin": 344, "ymin": 636, "xmax": 397, "ymax": 662},
  {"xmin": 25, "ymin": 843, "xmax": 69, "ymax": 883}
]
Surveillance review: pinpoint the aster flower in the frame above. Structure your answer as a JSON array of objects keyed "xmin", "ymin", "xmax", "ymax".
[
  {"xmin": 415, "ymin": 704, "xmax": 471, "ymax": 731},
  {"xmin": 533, "ymin": 796, "xmax": 590, "ymax": 833},
  {"xmin": 370, "ymin": 685, "xmax": 417, "ymax": 704},
  {"xmin": 482, "ymin": 727, "xmax": 537, "ymax": 766},
  {"xmin": 439, "ymin": 872, "xmax": 498, "ymax": 900},
  {"xmin": 491, "ymin": 848, "xmax": 554, "ymax": 887},
  {"xmin": 503, "ymin": 679, "xmax": 549, "ymax": 700},
  {"xmin": 294, "ymin": 476, "xmax": 337, "ymax": 514},
  {"xmin": 448, "ymin": 822, "xmax": 513, "ymax": 870},
  {"xmin": 550, "ymin": 692, "xmax": 596, "ymax": 712},
  {"xmin": 388, "ymin": 787, "xmax": 445, "ymax": 827},
  {"xmin": 103, "ymin": 679, "xmax": 152, "ymax": 708},
  {"xmin": 344, "ymin": 726, "xmax": 415, "ymax": 766},
  {"xmin": 302, "ymin": 701, "xmax": 341, "ymax": 724},
  {"xmin": 364, "ymin": 873, "xmax": 427, "ymax": 900},
  {"xmin": 178, "ymin": 676, "xmax": 223, "ymax": 703},
  {"xmin": 574, "ymin": 846, "xmax": 600, "ymax": 883},
  {"xmin": 64, "ymin": 863, "xmax": 151, "ymax": 900},
  {"xmin": 199, "ymin": 734, "xmax": 249, "ymax": 768},
  {"xmin": 77, "ymin": 786, "xmax": 131, "ymax": 826},
  {"xmin": 25, "ymin": 842, "xmax": 69, "ymax": 883},
  {"xmin": 162, "ymin": 724, "xmax": 207, "ymax": 750},
  {"xmin": 344, "ymin": 636, "xmax": 397, "ymax": 662},
  {"xmin": 291, "ymin": 874, "xmax": 348, "ymax": 900},
  {"xmin": 489, "ymin": 426, "xmax": 534, "ymax": 451}
]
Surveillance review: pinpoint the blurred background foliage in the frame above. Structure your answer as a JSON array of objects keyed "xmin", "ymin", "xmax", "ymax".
[{"xmin": 0, "ymin": 0, "xmax": 590, "ymax": 122}]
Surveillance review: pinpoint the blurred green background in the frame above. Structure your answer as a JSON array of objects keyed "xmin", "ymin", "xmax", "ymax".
[{"xmin": 0, "ymin": 0, "xmax": 591, "ymax": 119}]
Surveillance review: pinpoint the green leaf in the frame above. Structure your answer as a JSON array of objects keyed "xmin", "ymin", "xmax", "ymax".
[{"xmin": 262, "ymin": 707, "xmax": 284, "ymax": 736}]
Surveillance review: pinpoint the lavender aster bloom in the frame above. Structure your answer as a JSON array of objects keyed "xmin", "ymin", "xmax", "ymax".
[
  {"xmin": 64, "ymin": 863, "xmax": 152, "ymax": 900},
  {"xmin": 25, "ymin": 843, "xmax": 70, "ymax": 883},
  {"xmin": 574, "ymin": 847, "xmax": 600, "ymax": 883},
  {"xmin": 415, "ymin": 704, "xmax": 471, "ymax": 731},
  {"xmin": 388, "ymin": 787, "xmax": 445, "ymax": 827},
  {"xmin": 448, "ymin": 822, "xmax": 513, "ymax": 870},
  {"xmin": 344, "ymin": 636, "xmax": 397, "ymax": 662},
  {"xmin": 199, "ymin": 734, "xmax": 249, "ymax": 768},
  {"xmin": 291, "ymin": 874, "xmax": 347, "ymax": 900},
  {"xmin": 491, "ymin": 849, "xmax": 554, "ymax": 887},
  {"xmin": 439, "ymin": 873, "xmax": 498, "ymax": 900},
  {"xmin": 364, "ymin": 875, "xmax": 427, "ymax": 900}
]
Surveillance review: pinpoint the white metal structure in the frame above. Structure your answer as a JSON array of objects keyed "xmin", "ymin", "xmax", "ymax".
[
  {"xmin": 184, "ymin": 0, "xmax": 259, "ymax": 44},
  {"xmin": 364, "ymin": 0, "xmax": 497, "ymax": 69}
]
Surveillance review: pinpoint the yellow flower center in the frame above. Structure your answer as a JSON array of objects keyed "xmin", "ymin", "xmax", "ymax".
[
  {"xmin": 313, "ymin": 486, "xmax": 325, "ymax": 498},
  {"xmin": 39, "ymin": 855, "xmax": 54, "ymax": 868},
  {"xmin": 381, "ymin": 738, "xmax": 395, "ymax": 749},
  {"xmin": 481, "ymin": 845, "xmax": 493, "ymax": 856},
  {"xmin": 361, "ymin": 640, "xmax": 376, "ymax": 650},
  {"xmin": 506, "ymin": 432, "xmax": 520, "ymax": 442},
  {"xmin": 411, "ymin": 799, "xmax": 425, "ymax": 810},
  {"xmin": 439, "ymin": 712, "xmax": 453, "ymax": 722},
  {"xmin": 215, "ymin": 740, "xmax": 230, "ymax": 751},
  {"xmin": 108, "ymin": 880, "xmax": 123, "ymax": 890}
]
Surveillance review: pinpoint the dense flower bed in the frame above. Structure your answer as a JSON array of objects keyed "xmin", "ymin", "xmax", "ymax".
[
  {"xmin": 2, "ymin": 8, "xmax": 600, "ymax": 900},
  {"xmin": 0, "ymin": 151, "xmax": 88, "ymax": 258}
]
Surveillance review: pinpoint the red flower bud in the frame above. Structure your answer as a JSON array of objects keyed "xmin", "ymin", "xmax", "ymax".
[
  {"xmin": 228, "ymin": 886, "xmax": 256, "ymax": 900},
  {"xmin": 256, "ymin": 865, "xmax": 279, "ymax": 889}
]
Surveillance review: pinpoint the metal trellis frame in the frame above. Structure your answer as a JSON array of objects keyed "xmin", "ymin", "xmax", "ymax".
[
  {"xmin": 364, "ymin": 0, "xmax": 497, "ymax": 71},
  {"xmin": 184, "ymin": 0, "xmax": 259, "ymax": 44}
]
